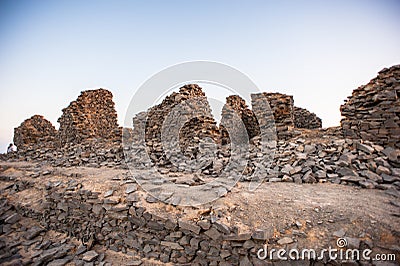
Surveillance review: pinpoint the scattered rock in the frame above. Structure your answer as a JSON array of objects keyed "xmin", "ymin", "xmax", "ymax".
[
  {"xmin": 277, "ymin": 237, "xmax": 294, "ymax": 245},
  {"xmin": 82, "ymin": 250, "xmax": 99, "ymax": 262}
]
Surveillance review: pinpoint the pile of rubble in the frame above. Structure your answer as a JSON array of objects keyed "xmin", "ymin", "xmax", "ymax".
[
  {"xmin": 7, "ymin": 138, "xmax": 123, "ymax": 168},
  {"xmin": 1, "ymin": 161, "xmax": 399, "ymax": 265},
  {"xmin": 0, "ymin": 198, "xmax": 102, "ymax": 265},
  {"xmin": 341, "ymin": 64, "xmax": 400, "ymax": 148},
  {"xmin": 57, "ymin": 89, "xmax": 120, "ymax": 145},
  {"xmin": 294, "ymin": 106, "xmax": 322, "ymax": 129},
  {"xmin": 266, "ymin": 134, "xmax": 400, "ymax": 189}
]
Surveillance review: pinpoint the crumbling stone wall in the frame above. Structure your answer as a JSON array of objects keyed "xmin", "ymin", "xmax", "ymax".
[
  {"xmin": 251, "ymin": 92, "xmax": 294, "ymax": 140},
  {"xmin": 57, "ymin": 89, "xmax": 120, "ymax": 145},
  {"xmin": 294, "ymin": 106, "xmax": 322, "ymax": 129},
  {"xmin": 28, "ymin": 183, "xmax": 270, "ymax": 265},
  {"xmin": 144, "ymin": 84, "xmax": 220, "ymax": 168},
  {"xmin": 220, "ymin": 95, "xmax": 260, "ymax": 144},
  {"xmin": 13, "ymin": 115, "xmax": 57, "ymax": 148},
  {"xmin": 341, "ymin": 65, "xmax": 400, "ymax": 148}
]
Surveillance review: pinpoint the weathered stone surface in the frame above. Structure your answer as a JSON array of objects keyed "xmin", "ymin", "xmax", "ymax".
[
  {"xmin": 179, "ymin": 220, "xmax": 201, "ymax": 234},
  {"xmin": 294, "ymin": 106, "xmax": 322, "ymax": 129},
  {"xmin": 341, "ymin": 65, "xmax": 400, "ymax": 148},
  {"xmin": 220, "ymin": 95, "xmax": 260, "ymax": 144},
  {"xmin": 251, "ymin": 92, "xmax": 294, "ymax": 140},
  {"xmin": 13, "ymin": 115, "xmax": 57, "ymax": 149},
  {"xmin": 161, "ymin": 241, "xmax": 184, "ymax": 250},
  {"xmin": 277, "ymin": 236, "xmax": 294, "ymax": 245},
  {"xmin": 5, "ymin": 213, "xmax": 21, "ymax": 224},
  {"xmin": 252, "ymin": 229, "xmax": 273, "ymax": 240},
  {"xmin": 58, "ymin": 89, "xmax": 120, "ymax": 145},
  {"xmin": 82, "ymin": 250, "xmax": 99, "ymax": 262},
  {"xmin": 204, "ymin": 227, "xmax": 222, "ymax": 240},
  {"xmin": 25, "ymin": 226, "xmax": 45, "ymax": 240},
  {"xmin": 125, "ymin": 184, "xmax": 137, "ymax": 194}
]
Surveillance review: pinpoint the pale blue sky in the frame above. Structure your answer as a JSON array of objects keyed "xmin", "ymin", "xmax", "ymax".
[{"xmin": 1, "ymin": 0, "xmax": 399, "ymax": 152}]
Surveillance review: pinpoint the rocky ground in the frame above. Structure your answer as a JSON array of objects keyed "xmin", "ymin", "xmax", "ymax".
[{"xmin": 0, "ymin": 161, "xmax": 399, "ymax": 265}]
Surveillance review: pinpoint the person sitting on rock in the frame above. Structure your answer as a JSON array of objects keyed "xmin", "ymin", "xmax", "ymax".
[{"xmin": 7, "ymin": 143, "xmax": 16, "ymax": 153}]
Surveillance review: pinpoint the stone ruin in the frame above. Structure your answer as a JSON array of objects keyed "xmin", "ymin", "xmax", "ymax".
[
  {"xmin": 142, "ymin": 84, "xmax": 221, "ymax": 169},
  {"xmin": 57, "ymin": 88, "xmax": 120, "ymax": 145},
  {"xmin": 10, "ymin": 85, "xmax": 325, "ymax": 172},
  {"xmin": 220, "ymin": 95, "xmax": 260, "ymax": 145},
  {"xmin": 4, "ymin": 65, "xmax": 400, "ymax": 265},
  {"xmin": 13, "ymin": 115, "xmax": 57, "ymax": 148},
  {"xmin": 12, "ymin": 89, "xmax": 123, "ymax": 166},
  {"xmin": 293, "ymin": 106, "xmax": 322, "ymax": 129},
  {"xmin": 10, "ymin": 65, "xmax": 400, "ymax": 173},
  {"xmin": 341, "ymin": 64, "xmax": 400, "ymax": 148},
  {"xmin": 255, "ymin": 92, "xmax": 294, "ymax": 140},
  {"xmin": 12, "ymin": 85, "xmax": 322, "ymax": 158}
]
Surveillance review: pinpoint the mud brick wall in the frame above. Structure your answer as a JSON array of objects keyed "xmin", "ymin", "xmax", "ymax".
[
  {"xmin": 294, "ymin": 106, "xmax": 322, "ymax": 129},
  {"xmin": 220, "ymin": 95, "xmax": 260, "ymax": 144},
  {"xmin": 144, "ymin": 84, "xmax": 220, "ymax": 168},
  {"xmin": 13, "ymin": 115, "xmax": 57, "ymax": 149},
  {"xmin": 57, "ymin": 89, "xmax": 120, "ymax": 145},
  {"xmin": 35, "ymin": 183, "xmax": 270, "ymax": 265},
  {"xmin": 251, "ymin": 92, "xmax": 294, "ymax": 140},
  {"xmin": 341, "ymin": 65, "xmax": 400, "ymax": 148}
]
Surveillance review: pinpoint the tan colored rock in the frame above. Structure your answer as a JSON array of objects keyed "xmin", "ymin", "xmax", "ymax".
[
  {"xmin": 57, "ymin": 88, "xmax": 120, "ymax": 145},
  {"xmin": 13, "ymin": 115, "xmax": 57, "ymax": 148}
]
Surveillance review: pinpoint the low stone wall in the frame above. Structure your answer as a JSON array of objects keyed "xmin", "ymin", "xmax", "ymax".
[
  {"xmin": 5, "ymin": 139, "xmax": 124, "ymax": 168},
  {"xmin": 19, "ymin": 183, "xmax": 269, "ymax": 265},
  {"xmin": 341, "ymin": 65, "xmax": 400, "ymax": 148}
]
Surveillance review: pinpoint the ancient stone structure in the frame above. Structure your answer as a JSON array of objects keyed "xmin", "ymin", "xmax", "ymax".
[
  {"xmin": 251, "ymin": 92, "xmax": 294, "ymax": 140},
  {"xmin": 220, "ymin": 95, "xmax": 260, "ymax": 144},
  {"xmin": 13, "ymin": 115, "xmax": 57, "ymax": 148},
  {"xmin": 341, "ymin": 65, "xmax": 400, "ymax": 148},
  {"xmin": 143, "ymin": 84, "xmax": 220, "ymax": 169},
  {"xmin": 3, "ymin": 66, "xmax": 400, "ymax": 265},
  {"xmin": 57, "ymin": 89, "xmax": 120, "ymax": 145},
  {"xmin": 293, "ymin": 106, "xmax": 322, "ymax": 129}
]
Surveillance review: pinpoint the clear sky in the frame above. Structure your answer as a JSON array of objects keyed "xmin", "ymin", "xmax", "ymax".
[{"xmin": 0, "ymin": 0, "xmax": 399, "ymax": 152}]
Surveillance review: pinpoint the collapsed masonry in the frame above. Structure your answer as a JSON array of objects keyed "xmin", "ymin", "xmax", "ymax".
[
  {"xmin": 13, "ymin": 85, "xmax": 320, "ymax": 156},
  {"xmin": 13, "ymin": 115, "xmax": 57, "ymax": 148},
  {"xmin": 220, "ymin": 95, "xmax": 260, "ymax": 145},
  {"xmin": 341, "ymin": 64, "xmax": 400, "ymax": 148},
  {"xmin": 256, "ymin": 92, "xmax": 295, "ymax": 140},
  {"xmin": 6, "ymin": 67, "xmax": 400, "ymax": 192},
  {"xmin": 142, "ymin": 84, "xmax": 221, "ymax": 169},
  {"xmin": 57, "ymin": 89, "xmax": 120, "ymax": 145},
  {"xmin": 13, "ymin": 89, "xmax": 121, "ymax": 150},
  {"xmin": 294, "ymin": 106, "xmax": 322, "ymax": 129}
]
